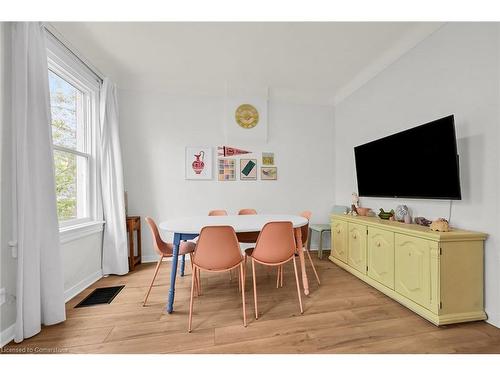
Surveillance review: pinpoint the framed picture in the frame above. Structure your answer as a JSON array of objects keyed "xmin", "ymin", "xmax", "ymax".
[
  {"xmin": 261, "ymin": 167, "xmax": 277, "ymax": 180},
  {"xmin": 185, "ymin": 146, "xmax": 213, "ymax": 180},
  {"xmin": 218, "ymin": 158, "xmax": 236, "ymax": 181},
  {"xmin": 240, "ymin": 159, "xmax": 257, "ymax": 180},
  {"xmin": 262, "ymin": 152, "xmax": 274, "ymax": 165}
]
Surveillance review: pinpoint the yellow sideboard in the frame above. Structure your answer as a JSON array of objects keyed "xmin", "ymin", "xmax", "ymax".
[{"xmin": 329, "ymin": 214, "xmax": 487, "ymax": 325}]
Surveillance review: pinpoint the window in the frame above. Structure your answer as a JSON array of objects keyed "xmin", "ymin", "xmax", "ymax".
[
  {"xmin": 49, "ymin": 71, "xmax": 89, "ymax": 223},
  {"xmin": 46, "ymin": 33, "xmax": 102, "ymax": 231}
]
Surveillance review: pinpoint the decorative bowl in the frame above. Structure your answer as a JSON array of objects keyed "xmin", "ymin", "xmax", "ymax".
[
  {"xmin": 378, "ymin": 209, "xmax": 395, "ymax": 220},
  {"xmin": 356, "ymin": 207, "xmax": 372, "ymax": 216}
]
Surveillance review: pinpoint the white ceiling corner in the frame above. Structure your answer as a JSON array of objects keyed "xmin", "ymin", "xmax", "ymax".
[{"xmin": 331, "ymin": 22, "xmax": 445, "ymax": 106}]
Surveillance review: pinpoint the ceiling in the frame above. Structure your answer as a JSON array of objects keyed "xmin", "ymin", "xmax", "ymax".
[{"xmin": 53, "ymin": 22, "xmax": 442, "ymax": 102}]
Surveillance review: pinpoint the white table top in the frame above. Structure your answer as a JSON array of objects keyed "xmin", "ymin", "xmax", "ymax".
[{"xmin": 159, "ymin": 214, "xmax": 308, "ymax": 234}]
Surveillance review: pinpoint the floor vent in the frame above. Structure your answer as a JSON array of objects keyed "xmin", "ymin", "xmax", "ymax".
[{"xmin": 75, "ymin": 285, "xmax": 125, "ymax": 308}]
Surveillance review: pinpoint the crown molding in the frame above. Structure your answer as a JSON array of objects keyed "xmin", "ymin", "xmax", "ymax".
[{"xmin": 331, "ymin": 22, "xmax": 446, "ymax": 107}]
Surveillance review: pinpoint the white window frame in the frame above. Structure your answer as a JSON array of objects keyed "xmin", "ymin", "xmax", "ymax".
[{"xmin": 46, "ymin": 33, "xmax": 104, "ymax": 241}]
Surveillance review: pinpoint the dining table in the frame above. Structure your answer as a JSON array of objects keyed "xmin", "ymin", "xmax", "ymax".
[{"xmin": 159, "ymin": 214, "xmax": 310, "ymax": 313}]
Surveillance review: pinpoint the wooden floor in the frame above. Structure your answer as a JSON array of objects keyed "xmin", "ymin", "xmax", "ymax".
[{"xmin": 5, "ymin": 256, "xmax": 500, "ymax": 354}]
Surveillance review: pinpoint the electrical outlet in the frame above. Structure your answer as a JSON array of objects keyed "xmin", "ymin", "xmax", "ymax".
[
  {"xmin": 0, "ymin": 288, "xmax": 6, "ymax": 306},
  {"xmin": 8, "ymin": 240, "xmax": 18, "ymax": 258}
]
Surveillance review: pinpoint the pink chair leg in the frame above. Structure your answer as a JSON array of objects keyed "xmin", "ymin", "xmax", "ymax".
[
  {"xmin": 238, "ymin": 269, "xmax": 241, "ymax": 292},
  {"xmin": 292, "ymin": 257, "xmax": 304, "ymax": 314},
  {"xmin": 240, "ymin": 264, "xmax": 247, "ymax": 327},
  {"xmin": 305, "ymin": 248, "xmax": 321, "ymax": 285},
  {"xmin": 190, "ymin": 256, "xmax": 199, "ymax": 297},
  {"xmin": 188, "ymin": 265, "xmax": 197, "ymax": 332},
  {"xmin": 280, "ymin": 264, "xmax": 284, "ymax": 287},
  {"xmin": 143, "ymin": 255, "xmax": 164, "ymax": 306},
  {"xmin": 243, "ymin": 257, "xmax": 247, "ymax": 289},
  {"xmin": 276, "ymin": 266, "xmax": 280, "ymax": 288},
  {"xmin": 252, "ymin": 258, "xmax": 258, "ymax": 320},
  {"xmin": 197, "ymin": 268, "xmax": 202, "ymax": 295}
]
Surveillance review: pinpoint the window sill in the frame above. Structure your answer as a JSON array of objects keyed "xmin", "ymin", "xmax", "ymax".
[{"xmin": 59, "ymin": 220, "xmax": 105, "ymax": 244}]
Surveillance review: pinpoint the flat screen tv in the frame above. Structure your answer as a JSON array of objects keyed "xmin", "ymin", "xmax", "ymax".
[{"xmin": 354, "ymin": 115, "xmax": 462, "ymax": 200}]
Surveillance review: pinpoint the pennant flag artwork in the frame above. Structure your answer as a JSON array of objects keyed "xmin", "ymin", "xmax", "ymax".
[{"xmin": 218, "ymin": 146, "xmax": 252, "ymax": 157}]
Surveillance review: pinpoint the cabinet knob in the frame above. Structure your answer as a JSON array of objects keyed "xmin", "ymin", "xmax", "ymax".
[
  {"xmin": 353, "ymin": 234, "xmax": 357, "ymax": 239},
  {"xmin": 376, "ymin": 242, "xmax": 381, "ymax": 247},
  {"xmin": 336, "ymin": 229, "xmax": 340, "ymax": 234}
]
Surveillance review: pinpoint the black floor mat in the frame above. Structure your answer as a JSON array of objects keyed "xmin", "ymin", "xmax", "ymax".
[{"xmin": 75, "ymin": 285, "xmax": 125, "ymax": 308}]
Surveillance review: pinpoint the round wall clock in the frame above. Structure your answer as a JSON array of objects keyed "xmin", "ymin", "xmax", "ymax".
[{"xmin": 235, "ymin": 104, "xmax": 259, "ymax": 129}]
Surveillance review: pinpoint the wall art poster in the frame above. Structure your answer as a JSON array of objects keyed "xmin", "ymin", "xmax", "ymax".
[
  {"xmin": 185, "ymin": 146, "xmax": 213, "ymax": 180},
  {"xmin": 262, "ymin": 152, "xmax": 274, "ymax": 166},
  {"xmin": 261, "ymin": 167, "xmax": 277, "ymax": 180},
  {"xmin": 240, "ymin": 159, "xmax": 257, "ymax": 180},
  {"xmin": 218, "ymin": 158, "xmax": 236, "ymax": 181}
]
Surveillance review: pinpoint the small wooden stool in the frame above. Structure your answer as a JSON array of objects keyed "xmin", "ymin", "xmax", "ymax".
[
  {"xmin": 126, "ymin": 216, "xmax": 142, "ymax": 271},
  {"xmin": 307, "ymin": 224, "xmax": 331, "ymax": 259}
]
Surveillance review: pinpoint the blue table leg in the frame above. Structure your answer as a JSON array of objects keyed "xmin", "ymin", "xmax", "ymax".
[
  {"xmin": 166, "ymin": 232, "xmax": 198, "ymax": 314},
  {"xmin": 180, "ymin": 253, "xmax": 186, "ymax": 277},
  {"xmin": 167, "ymin": 232, "xmax": 181, "ymax": 313}
]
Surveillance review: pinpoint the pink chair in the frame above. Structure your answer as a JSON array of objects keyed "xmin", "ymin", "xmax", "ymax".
[
  {"xmin": 238, "ymin": 208, "xmax": 257, "ymax": 215},
  {"xmin": 277, "ymin": 211, "xmax": 320, "ymax": 287},
  {"xmin": 143, "ymin": 217, "xmax": 197, "ymax": 306},
  {"xmin": 245, "ymin": 221, "xmax": 303, "ymax": 319},
  {"xmin": 188, "ymin": 226, "xmax": 247, "ymax": 332},
  {"xmin": 208, "ymin": 209, "xmax": 228, "ymax": 216}
]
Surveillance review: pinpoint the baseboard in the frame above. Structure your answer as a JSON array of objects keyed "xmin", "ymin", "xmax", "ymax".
[
  {"xmin": 141, "ymin": 254, "xmax": 192, "ymax": 263},
  {"xmin": 0, "ymin": 323, "xmax": 15, "ymax": 348},
  {"xmin": 141, "ymin": 254, "xmax": 161, "ymax": 263},
  {"xmin": 486, "ymin": 311, "xmax": 500, "ymax": 328},
  {"xmin": 64, "ymin": 270, "xmax": 103, "ymax": 302}
]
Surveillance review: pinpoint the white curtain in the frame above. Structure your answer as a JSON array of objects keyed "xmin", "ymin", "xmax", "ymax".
[
  {"xmin": 100, "ymin": 78, "xmax": 128, "ymax": 275},
  {"xmin": 11, "ymin": 22, "xmax": 66, "ymax": 343}
]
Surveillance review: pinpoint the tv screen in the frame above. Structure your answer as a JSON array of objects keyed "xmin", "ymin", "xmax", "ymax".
[{"xmin": 354, "ymin": 115, "xmax": 462, "ymax": 200}]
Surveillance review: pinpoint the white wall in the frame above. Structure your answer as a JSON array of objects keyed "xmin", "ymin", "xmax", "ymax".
[
  {"xmin": 333, "ymin": 23, "xmax": 500, "ymax": 327},
  {"xmin": 61, "ymin": 233, "xmax": 102, "ymax": 301},
  {"xmin": 119, "ymin": 89, "xmax": 334, "ymax": 261}
]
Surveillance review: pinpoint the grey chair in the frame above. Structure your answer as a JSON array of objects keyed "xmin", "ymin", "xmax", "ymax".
[{"xmin": 308, "ymin": 205, "xmax": 349, "ymax": 259}]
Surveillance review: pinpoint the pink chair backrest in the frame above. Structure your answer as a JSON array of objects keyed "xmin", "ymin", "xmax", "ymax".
[
  {"xmin": 238, "ymin": 208, "xmax": 257, "ymax": 215},
  {"xmin": 193, "ymin": 226, "xmax": 242, "ymax": 271},
  {"xmin": 208, "ymin": 210, "xmax": 228, "ymax": 216},
  {"xmin": 299, "ymin": 211, "xmax": 312, "ymax": 245},
  {"xmin": 145, "ymin": 217, "xmax": 169, "ymax": 256},
  {"xmin": 251, "ymin": 221, "xmax": 296, "ymax": 264}
]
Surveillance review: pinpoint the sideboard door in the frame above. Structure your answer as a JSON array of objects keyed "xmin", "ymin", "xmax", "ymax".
[
  {"xmin": 395, "ymin": 234, "xmax": 434, "ymax": 310},
  {"xmin": 348, "ymin": 223, "xmax": 367, "ymax": 274},
  {"xmin": 331, "ymin": 220, "xmax": 348, "ymax": 263},
  {"xmin": 368, "ymin": 227, "xmax": 395, "ymax": 289}
]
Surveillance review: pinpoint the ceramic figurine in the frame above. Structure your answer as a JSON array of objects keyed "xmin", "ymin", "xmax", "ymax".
[
  {"xmin": 404, "ymin": 213, "xmax": 412, "ymax": 224},
  {"xmin": 352, "ymin": 192, "xmax": 359, "ymax": 207},
  {"xmin": 395, "ymin": 205, "xmax": 409, "ymax": 222},
  {"xmin": 430, "ymin": 218, "xmax": 450, "ymax": 232},
  {"xmin": 351, "ymin": 192, "xmax": 359, "ymax": 215},
  {"xmin": 414, "ymin": 216, "xmax": 432, "ymax": 227}
]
